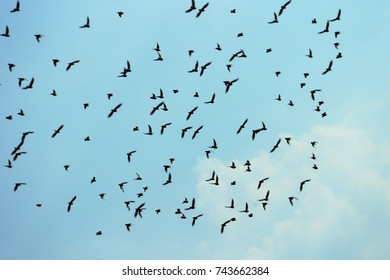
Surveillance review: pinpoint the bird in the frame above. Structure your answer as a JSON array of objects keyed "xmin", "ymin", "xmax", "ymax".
[
  {"xmin": 236, "ymin": 118, "xmax": 248, "ymax": 134},
  {"xmin": 262, "ymin": 202, "xmax": 268, "ymax": 211},
  {"xmin": 154, "ymin": 43, "xmax": 161, "ymax": 52},
  {"xmin": 118, "ymin": 182, "xmax": 128, "ymax": 192},
  {"xmin": 318, "ymin": 21, "xmax": 330, "ymax": 34},
  {"xmin": 336, "ymin": 52, "xmax": 343, "ymax": 59},
  {"xmin": 84, "ymin": 136, "xmax": 90, "ymax": 141},
  {"xmin": 334, "ymin": 31, "xmax": 341, "ymax": 38},
  {"xmin": 334, "ymin": 42, "xmax": 340, "ymax": 49},
  {"xmin": 192, "ymin": 125, "xmax": 203, "ymax": 139},
  {"xmin": 35, "ymin": 34, "xmax": 43, "ymax": 43},
  {"xmin": 258, "ymin": 190, "xmax": 270, "ymax": 202},
  {"xmin": 186, "ymin": 106, "xmax": 198, "ymax": 121},
  {"xmin": 90, "ymin": 177, "xmax": 97, "ymax": 183},
  {"xmin": 66, "ymin": 60, "xmax": 80, "ymax": 71},
  {"xmin": 117, "ymin": 11, "xmax": 124, "ymax": 17},
  {"xmin": 229, "ymin": 162, "xmax": 236, "ymax": 169},
  {"xmin": 96, "ymin": 231, "xmax": 102, "ymax": 236},
  {"xmin": 288, "ymin": 100, "xmax": 294, "ymax": 106},
  {"xmin": 266, "ymin": 48, "xmax": 272, "ymax": 53},
  {"xmin": 22, "ymin": 78, "xmax": 34, "ymax": 90},
  {"xmin": 299, "ymin": 179, "xmax": 311, "ymax": 192},
  {"xmin": 275, "ymin": 71, "xmax": 281, "ymax": 77},
  {"xmin": 192, "ymin": 214, "xmax": 203, "ymax": 226},
  {"xmin": 162, "ymin": 173, "xmax": 172, "ymax": 185},
  {"xmin": 134, "ymin": 203, "xmax": 146, "ymax": 218},
  {"xmin": 330, "ymin": 9, "xmax": 341, "ymax": 22},
  {"xmin": 224, "ymin": 78, "xmax": 239, "ymax": 93},
  {"xmin": 196, "ymin": 2, "xmax": 209, "ymax": 18},
  {"xmin": 8, "ymin": 63, "xmax": 15, "ymax": 72},
  {"xmin": 215, "ymin": 43, "xmax": 222, "ymax": 51},
  {"xmin": 204, "ymin": 93, "xmax": 215, "ymax": 104},
  {"xmin": 275, "ymin": 94, "xmax": 282, "ymax": 101},
  {"xmin": 270, "ymin": 138, "xmax": 281, "ymax": 153},
  {"xmin": 285, "ymin": 137, "xmax": 292, "ymax": 145},
  {"xmin": 185, "ymin": 198, "xmax": 196, "ymax": 210},
  {"xmin": 311, "ymin": 141, "xmax": 318, "ymax": 148},
  {"xmin": 64, "ymin": 164, "xmax": 70, "ymax": 171},
  {"xmin": 188, "ymin": 49, "xmax": 194, "ymax": 57},
  {"xmin": 51, "ymin": 124, "xmax": 64, "ymax": 138},
  {"xmin": 36, "ymin": 204, "xmax": 42, "ymax": 208},
  {"xmin": 306, "ymin": 48, "xmax": 313, "ymax": 58},
  {"xmin": 107, "ymin": 93, "xmax": 113, "ymax": 100},
  {"xmin": 313, "ymin": 164, "xmax": 318, "ymax": 170},
  {"xmin": 300, "ymin": 83, "xmax": 306, "ymax": 88},
  {"xmin": 185, "ymin": 0, "xmax": 196, "ymax": 13},
  {"xmin": 17, "ymin": 109, "xmax": 25, "ymax": 116},
  {"xmin": 1, "ymin": 25, "xmax": 10, "ymax": 37},
  {"xmin": 6, "ymin": 115, "xmax": 13, "ymax": 120},
  {"xmin": 220, "ymin": 217, "xmax": 236, "ymax": 234},
  {"xmin": 240, "ymin": 203, "xmax": 249, "ymax": 213},
  {"xmin": 155, "ymin": 209, "xmax": 161, "ymax": 214},
  {"xmin": 150, "ymin": 101, "xmax": 165, "ymax": 115},
  {"xmin": 10, "ymin": 1, "xmax": 20, "ymax": 13},
  {"xmin": 310, "ymin": 89, "xmax": 322, "ymax": 101},
  {"xmin": 125, "ymin": 223, "xmax": 133, "ymax": 232},
  {"xmin": 181, "ymin": 126, "xmax": 192, "ymax": 138},
  {"xmin": 208, "ymin": 138, "xmax": 218, "ymax": 149},
  {"xmin": 108, "ymin": 103, "xmax": 122, "ymax": 118},
  {"xmin": 80, "ymin": 17, "xmax": 90, "ymax": 28},
  {"xmin": 4, "ymin": 159, "xmax": 12, "ymax": 168},
  {"xmin": 13, "ymin": 182, "xmax": 26, "ymax": 192},
  {"xmin": 304, "ymin": 72, "xmax": 310, "ymax": 78},
  {"xmin": 237, "ymin": 32, "xmax": 243, "ymax": 37},
  {"xmin": 154, "ymin": 52, "xmax": 163, "ymax": 61},
  {"xmin": 258, "ymin": 177, "xmax": 269, "ymax": 189},
  {"xmin": 322, "ymin": 60, "xmax": 333, "ymax": 75},
  {"xmin": 268, "ymin": 12, "xmax": 278, "ymax": 24},
  {"xmin": 278, "ymin": 0, "xmax": 292, "ymax": 16},
  {"xmin": 134, "ymin": 172, "xmax": 142, "ymax": 180},
  {"xmin": 124, "ymin": 200, "xmax": 135, "ymax": 211},
  {"xmin": 252, "ymin": 121, "xmax": 267, "ymax": 140},
  {"xmin": 18, "ymin": 78, "xmax": 26, "ymax": 87},
  {"xmin": 50, "ymin": 89, "xmax": 57, "ymax": 97},
  {"xmin": 52, "ymin": 59, "xmax": 60, "ymax": 67},
  {"xmin": 188, "ymin": 60, "xmax": 199, "ymax": 73},
  {"xmin": 312, "ymin": 18, "xmax": 317, "ymax": 24},
  {"xmin": 231, "ymin": 9, "xmax": 236, "ymax": 14},
  {"xmin": 310, "ymin": 153, "xmax": 316, "ymax": 160},
  {"xmin": 225, "ymin": 199, "xmax": 234, "ymax": 209},
  {"xmin": 160, "ymin": 122, "xmax": 172, "ymax": 135},
  {"xmin": 200, "ymin": 61, "xmax": 212, "ymax": 76},
  {"xmin": 226, "ymin": 64, "xmax": 232, "ymax": 72},
  {"xmin": 67, "ymin": 195, "xmax": 77, "ymax": 212},
  {"xmin": 99, "ymin": 193, "xmax": 105, "ymax": 200},
  {"xmin": 288, "ymin": 197, "xmax": 298, "ymax": 206}
]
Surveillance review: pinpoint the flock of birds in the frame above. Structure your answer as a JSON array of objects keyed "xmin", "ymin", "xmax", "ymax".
[{"xmin": 1, "ymin": 1, "xmax": 343, "ymax": 236}]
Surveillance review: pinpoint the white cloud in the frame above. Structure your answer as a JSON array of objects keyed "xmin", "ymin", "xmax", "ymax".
[{"xmin": 193, "ymin": 118, "xmax": 390, "ymax": 259}]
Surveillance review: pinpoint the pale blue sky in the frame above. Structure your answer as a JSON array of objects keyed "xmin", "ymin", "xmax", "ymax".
[{"xmin": 1, "ymin": 0, "xmax": 389, "ymax": 259}]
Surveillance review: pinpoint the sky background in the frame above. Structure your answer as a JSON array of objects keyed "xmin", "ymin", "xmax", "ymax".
[{"xmin": 0, "ymin": 0, "xmax": 389, "ymax": 260}]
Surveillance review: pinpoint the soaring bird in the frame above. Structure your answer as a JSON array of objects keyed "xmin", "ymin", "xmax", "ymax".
[
  {"xmin": 52, "ymin": 59, "xmax": 60, "ymax": 67},
  {"xmin": 35, "ymin": 34, "xmax": 43, "ymax": 43},
  {"xmin": 318, "ymin": 21, "xmax": 330, "ymax": 34},
  {"xmin": 118, "ymin": 182, "xmax": 128, "ymax": 192},
  {"xmin": 181, "ymin": 126, "xmax": 192, "ymax": 138},
  {"xmin": 330, "ymin": 9, "xmax": 341, "ymax": 22},
  {"xmin": 310, "ymin": 89, "xmax": 322, "ymax": 101},
  {"xmin": 236, "ymin": 118, "xmax": 248, "ymax": 134},
  {"xmin": 185, "ymin": 198, "xmax": 196, "ymax": 210},
  {"xmin": 80, "ymin": 17, "xmax": 90, "ymax": 28},
  {"xmin": 108, "ymin": 103, "xmax": 122, "ymax": 118},
  {"xmin": 66, "ymin": 60, "xmax": 80, "ymax": 71},
  {"xmin": 22, "ymin": 78, "xmax": 34, "ymax": 90},
  {"xmin": 186, "ymin": 106, "xmax": 198, "ymax": 121},
  {"xmin": 134, "ymin": 203, "xmax": 146, "ymax": 218},
  {"xmin": 322, "ymin": 60, "xmax": 333, "ymax": 75},
  {"xmin": 160, "ymin": 122, "xmax": 172, "ymax": 135},
  {"xmin": 306, "ymin": 48, "xmax": 313, "ymax": 58},
  {"xmin": 224, "ymin": 78, "xmax": 239, "ymax": 93},
  {"xmin": 10, "ymin": 1, "xmax": 20, "ymax": 13},
  {"xmin": 258, "ymin": 177, "xmax": 269, "ymax": 189},
  {"xmin": 185, "ymin": 0, "xmax": 196, "ymax": 13},
  {"xmin": 221, "ymin": 217, "xmax": 236, "ymax": 234},
  {"xmin": 162, "ymin": 173, "xmax": 172, "ymax": 185},
  {"xmin": 67, "ymin": 195, "xmax": 77, "ymax": 212},
  {"xmin": 51, "ymin": 124, "xmax": 64, "ymax": 138},
  {"xmin": 268, "ymin": 12, "xmax": 278, "ymax": 24},
  {"xmin": 1, "ymin": 25, "xmax": 10, "ymax": 37},
  {"xmin": 144, "ymin": 125, "xmax": 153, "ymax": 135},
  {"xmin": 258, "ymin": 190, "xmax": 270, "ymax": 202},
  {"xmin": 299, "ymin": 179, "xmax": 311, "ymax": 192},
  {"xmin": 278, "ymin": 0, "xmax": 292, "ymax": 16},
  {"xmin": 208, "ymin": 138, "xmax": 218, "ymax": 149},
  {"xmin": 200, "ymin": 61, "xmax": 212, "ymax": 76},
  {"xmin": 225, "ymin": 199, "xmax": 234, "ymax": 209},
  {"xmin": 117, "ymin": 11, "xmax": 124, "ymax": 17},
  {"xmin": 215, "ymin": 43, "xmax": 222, "ymax": 51},
  {"xmin": 270, "ymin": 138, "xmax": 281, "ymax": 153},
  {"xmin": 196, "ymin": 2, "xmax": 209, "ymax": 18},
  {"xmin": 288, "ymin": 197, "xmax": 298, "ymax": 206},
  {"xmin": 192, "ymin": 125, "xmax": 203, "ymax": 139},
  {"xmin": 188, "ymin": 60, "xmax": 199, "ymax": 73},
  {"xmin": 240, "ymin": 203, "xmax": 249, "ymax": 213},
  {"xmin": 204, "ymin": 93, "xmax": 215, "ymax": 104},
  {"xmin": 125, "ymin": 223, "xmax": 133, "ymax": 232},
  {"xmin": 13, "ymin": 182, "xmax": 26, "ymax": 192},
  {"xmin": 4, "ymin": 160, "xmax": 12, "ymax": 168},
  {"xmin": 192, "ymin": 214, "xmax": 203, "ymax": 226}
]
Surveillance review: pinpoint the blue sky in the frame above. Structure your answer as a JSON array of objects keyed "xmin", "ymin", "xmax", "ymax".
[{"xmin": 0, "ymin": 0, "xmax": 389, "ymax": 259}]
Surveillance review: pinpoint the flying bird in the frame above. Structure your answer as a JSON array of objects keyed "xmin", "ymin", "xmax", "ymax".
[
  {"xmin": 192, "ymin": 214, "xmax": 203, "ymax": 226},
  {"xmin": 108, "ymin": 103, "xmax": 122, "ymax": 118},
  {"xmin": 204, "ymin": 93, "xmax": 215, "ymax": 104},
  {"xmin": 322, "ymin": 60, "xmax": 333, "ymax": 75},
  {"xmin": 318, "ymin": 21, "xmax": 330, "ymax": 34},
  {"xmin": 200, "ymin": 61, "xmax": 212, "ymax": 76},
  {"xmin": 35, "ymin": 34, "xmax": 43, "ymax": 43},
  {"xmin": 268, "ymin": 12, "xmax": 278, "ymax": 24},
  {"xmin": 4, "ymin": 159, "xmax": 12, "ymax": 168},
  {"xmin": 258, "ymin": 177, "xmax": 269, "ymax": 189},
  {"xmin": 13, "ymin": 182, "xmax": 26, "ymax": 192},
  {"xmin": 278, "ymin": 0, "xmax": 292, "ymax": 16},
  {"xmin": 1, "ymin": 25, "xmax": 10, "ymax": 37},
  {"xmin": 188, "ymin": 60, "xmax": 199, "ymax": 73},
  {"xmin": 185, "ymin": 0, "xmax": 196, "ymax": 13},
  {"xmin": 306, "ymin": 48, "xmax": 313, "ymax": 58},
  {"xmin": 236, "ymin": 118, "xmax": 248, "ymax": 134},
  {"xmin": 208, "ymin": 138, "xmax": 218, "ymax": 149},
  {"xmin": 186, "ymin": 106, "xmax": 198, "ymax": 121},
  {"xmin": 134, "ymin": 203, "xmax": 146, "ymax": 218},
  {"xmin": 10, "ymin": 1, "xmax": 20, "ymax": 13},
  {"xmin": 125, "ymin": 223, "xmax": 133, "ymax": 232},
  {"xmin": 185, "ymin": 198, "xmax": 196, "ymax": 210},
  {"xmin": 66, "ymin": 60, "xmax": 80, "ymax": 71},
  {"xmin": 22, "ymin": 78, "xmax": 34, "ymax": 90},
  {"xmin": 270, "ymin": 138, "xmax": 281, "ymax": 153},
  {"xmin": 240, "ymin": 203, "xmax": 249, "ymax": 213},
  {"xmin": 299, "ymin": 179, "xmax": 311, "ymax": 192},
  {"xmin": 67, "ymin": 195, "xmax": 77, "ymax": 212},
  {"xmin": 51, "ymin": 124, "xmax": 64, "ymax": 138},
  {"xmin": 330, "ymin": 9, "xmax": 341, "ymax": 22},
  {"xmin": 221, "ymin": 217, "xmax": 236, "ymax": 234},
  {"xmin": 181, "ymin": 126, "xmax": 192, "ymax": 138},
  {"xmin": 288, "ymin": 197, "xmax": 298, "ymax": 206},
  {"xmin": 196, "ymin": 2, "xmax": 209, "ymax": 18},
  {"xmin": 80, "ymin": 17, "xmax": 90, "ymax": 28},
  {"xmin": 224, "ymin": 78, "xmax": 239, "ymax": 93},
  {"xmin": 258, "ymin": 190, "xmax": 270, "ymax": 202},
  {"xmin": 192, "ymin": 125, "xmax": 203, "ymax": 139},
  {"xmin": 225, "ymin": 199, "xmax": 234, "ymax": 209},
  {"xmin": 162, "ymin": 173, "xmax": 172, "ymax": 185},
  {"xmin": 160, "ymin": 122, "xmax": 172, "ymax": 135}
]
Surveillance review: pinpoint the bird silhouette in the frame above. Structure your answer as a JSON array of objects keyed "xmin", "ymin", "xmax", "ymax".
[
  {"xmin": 221, "ymin": 217, "xmax": 236, "ymax": 234},
  {"xmin": 306, "ymin": 48, "xmax": 313, "ymax": 58},
  {"xmin": 90, "ymin": 177, "xmax": 96, "ymax": 183},
  {"xmin": 134, "ymin": 203, "xmax": 146, "ymax": 218},
  {"xmin": 270, "ymin": 138, "xmax": 281, "ymax": 153},
  {"xmin": 66, "ymin": 60, "xmax": 80, "ymax": 71},
  {"xmin": 51, "ymin": 124, "xmax": 64, "ymax": 138},
  {"xmin": 225, "ymin": 199, "xmax": 234, "ymax": 209},
  {"xmin": 322, "ymin": 60, "xmax": 333, "ymax": 75},
  {"xmin": 258, "ymin": 190, "xmax": 270, "ymax": 202},
  {"xmin": 162, "ymin": 173, "xmax": 172, "ymax": 185},
  {"xmin": 236, "ymin": 118, "xmax": 248, "ymax": 134},
  {"xmin": 185, "ymin": 198, "xmax": 196, "ymax": 210},
  {"xmin": 188, "ymin": 60, "xmax": 199, "ymax": 73},
  {"xmin": 181, "ymin": 126, "xmax": 192, "ymax": 138},
  {"xmin": 124, "ymin": 200, "xmax": 135, "ymax": 211},
  {"xmin": 192, "ymin": 125, "xmax": 203, "ymax": 139},
  {"xmin": 96, "ymin": 231, "xmax": 102, "ymax": 236},
  {"xmin": 4, "ymin": 159, "xmax": 12, "ymax": 168},
  {"xmin": 204, "ymin": 93, "xmax": 215, "ymax": 104},
  {"xmin": 208, "ymin": 138, "xmax": 218, "ymax": 149},
  {"xmin": 99, "ymin": 193, "xmax": 105, "ymax": 200},
  {"xmin": 80, "ymin": 17, "xmax": 90, "ymax": 28},
  {"xmin": 185, "ymin": 0, "xmax": 196, "ymax": 13},
  {"xmin": 240, "ymin": 203, "xmax": 249, "ymax": 213},
  {"xmin": 278, "ymin": 0, "xmax": 292, "ymax": 16},
  {"xmin": 215, "ymin": 43, "xmax": 222, "ymax": 51},
  {"xmin": 318, "ymin": 21, "xmax": 330, "ymax": 34},
  {"xmin": 330, "ymin": 9, "xmax": 341, "ymax": 22},
  {"xmin": 13, "ymin": 182, "xmax": 26, "ymax": 192},
  {"xmin": 192, "ymin": 214, "xmax": 203, "ymax": 226},
  {"xmin": 35, "ymin": 34, "xmax": 43, "ymax": 43},
  {"xmin": 108, "ymin": 103, "xmax": 122, "ymax": 118},
  {"xmin": 186, "ymin": 106, "xmax": 198, "ymax": 121},
  {"xmin": 117, "ymin": 11, "xmax": 124, "ymax": 17},
  {"xmin": 288, "ymin": 197, "xmax": 298, "ymax": 206},
  {"xmin": 200, "ymin": 61, "xmax": 212, "ymax": 76},
  {"xmin": 1, "ymin": 25, "xmax": 10, "ymax": 37},
  {"xmin": 10, "ymin": 1, "xmax": 20, "ymax": 13},
  {"xmin": 196, "ymin": 2, "xmax": 209, "ymax": 18},
  {"xmin": 22, "ymin": 78, "xmax": 34, "ymax": 90},
  {"xmin": 258, "ymin": 177, "xmax": 269, "ymax": 189},
  {"xmin": 268, "ymin": 12, "xmax": 278, "ymax": 24},
  {"xmin": 118, "ymin": 182, "xmax": 128, "ymax": 193},
  {"xmin": 299, "ymin": 179, "xmax": 311, "ymax": 192},
  {"xmin": 154, "ymin": 52, "xmax": 163, "ymax": 61},
  {"xmin": 224, "ymin": 78, "xmax": 239, "ymax": 93},
  {"xmin": 67, "ymin": 195, "xmax": 77, "ymax": 212},
  {"xmin": 160, "ymin": 122, "xmax": 172, "ymax": 135}
]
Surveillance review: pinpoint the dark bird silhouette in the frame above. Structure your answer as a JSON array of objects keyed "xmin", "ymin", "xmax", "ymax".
[
  {"xmin": 66, "ymin": 60, "xmax": 80, "ymax": 71},
  {"xmin": 154, "ymin": 43, "xmax": 160, "ymax": 52},
  {"xmin": 8, "ymin": 63, "xmax": 15, "ymax": 72},
  {"xmin": 205, "ymin": 170, "xmax": 215, "ymax": 182},
  {"xmin": 84, "ymin": 136, "xmax": 90, "ymax": 141},
  {"xmin": 318, "ymin": 21, "xmax": 330, "ymax": 34},
  {"xmin": 306, "ymin": 48, "xmax": 313, "ymax": 58},
  {"xmin": 211, "ymin": 175, "xmax": 219, "ymax": 185},
  {"xmin": 118, "ymin": 181, "xmax": 128, "ymax": 193},
  {"xmin": 252, "ymin": 121, "xmax": 267, "ymax": 140},
  {"xmin": 226, "ymin": 64, "xmax": 232, "ymax": 72},
  {"xmin": 96, "ymin": 231, "xmax": 102, "ymax": 236},
  {"xmin": 35, "ymin": 34, "xmax": 43, "ymax": 43},
  {"xmin": 91, "ymin": 177, "xmax": 97, "ymax": 183},
  {"xmin": 83, "ymin": 103, "xmax": 89, "ymax": 109},
  {"xmin": 10, "ymin": 1, "xmax": 20, "ymax": 13},
  {"xmin": 118, "ymin": 60, "xmax": 132, "ymax": 77},
  {"xmin": 288, "ymin": 100, "xmax": 294, "ymax": 106},
  {"xmin": 155, "ymin": 209, "xmax": 161, "ymax": 214},
  {"xmin": 310, "ymin": 153, "xmax": 316, "ymax": 160},
  {"xmin": 150, "ymin": 101, "xmax": 165, "ymax": 115},
  {"xmin": 4, "ymin": 159, "xmax": 12, "ymax": 168},
  {"xmin": 185, "ymin": 198, "xmax": 196, "ymax": 210},
  {"xmin": 237, "ymin": 32, "xmax": 243, "ymax": 37},
  {"xmin": 125, "ymin": 223, "xmax": 133, "ymax": 232},
  {"xmin": 22, "ymin": 77, "xmax": 34, "ymax": 90},
  {"xmin": 208, "ymin": 138, "xmax": 218, "ymax": 149},
  {"xmin": 188, "ymin": 60, "xmax": 199, "ymax": 73},
  {"xmin": 215, "ymin": 43, "xmax": 222, "ymax": 51},
  {"xmin": 117, "ymin": 11, "xmax": 124, "ymax": 17},
  {"xmin": 321, "ymin": 112, "xmax": 327, "ymax": 118},
  {"xmin": 160, "ymin": 122, "xmax": 172, "ymax": 135},
  {"xmin": 80, "ymin": 17, "xmax": 90, "ymax": 28},
  {"xmin": 304, "ymin": 72, "xmax": 310, "ymax": 78},
  {"xmin": 275, "ymin": 71, "xmax": 281, "ymax": 77},
  {"xmin": 262, "ymin": 202, "xmax": 268, "ymax": 211},
  {"xmin": 192, "ymin": 214, "xmax": 203, "ymax": 226},
  {"xmin": 275, "ymin": 94, "xmax": 282, "ymax": 101},
  {"xmin": 154, "ymin": 52, "xmax": 163, "ymax": 61},
  {"xmin": 278, "ymin": 0, "xmax": 292, "ymax": 16},
  {"xmin": 270, "ymin": 138, "xmax": 281, "ymax": 153},
  {"xmin": 99, "ymin": 193, "xmax": 105, "ymax": 200},
  {"xmin": 312, "ymin": 18, "xmax": 317, "ymax": 24},
  {"xmin": 196, "ymin": 2, "xmax": 209, "ymax": 17},
  {"xmin": 1, "ymin": 25, "xmax": 10, "ymax": 37},
  {"xmin": 258, "ymin": 177, "xmax": 269, "ymax": 189},
  {"xmin": 162, "ymin": 173, "xmax": 172, "ymax": 185},
  {"xmin": 36, "ymin": 204, "xmax": 42, "ymax": 207},
  {"xmin": 52, "ymin": 59, "xmax": 60, "ymax": 67},
  {"xmin": 108, "ymin": 103, "xmax": 122, "ymax": 118},
  {"xmin": 299, "ymin": 179, "xmax": 311, "ymax": 192},
  {"xmin": 288, "ymin": 196, "xmax": 298, "ymax": 206},
  {"xmin": 221, "ymin": 217, "xmax": 236, "ymax": 234},
  {"xmin": 194, "ymin": 92, "xmax": 199, "ymax": 97},
  {"xmin": 229, "ymin": 162, "xmax": 236, "ymax": 169},
  {"xmin": 64, "ymin": 164, "xmax": 70, "ymax": 171},
  {"xmin": 311, "ymin": 141, "xmax": 318, "ymax": 148},
  {"xmin": 124, "ymin": 200, "xmax": 135, "ymax": 211},
  {"xmin": 268, "ymin": 12, "xmax": 278, "ymax": 24},
  {"xmin": 240, "ymin": 203, "xmax": 249, "ymax": 213},
  {"xmin": 204, "ymin": 93, "xmax": 215, "ymax": 104},
  {"xmin": 310, "ymin": 89, "xmax": 322, "ymax": 101},
  {"xmin": 334, "ymin": 42, "xmax": 340, "ymax": 49},
  {"xmin": 134, "ymin": 203, "xmax": 146, "ymax": 218},
  {"xmin": 186, "ymin": 106, "xmax": 198, "ymax": 121},
  {"xmin": 188, "ymin": 49, "xmax": 194, "ymax": 57},
  {"xmin": 185, "ymin": 0, "xmax": 196, "ymax": 13},
  {"xmin": 50, "ymin": 89, "xmax": 57, "ymax": 97},
  {"xmin": 300, "ymin": 83, "xmax": 306, "ymax": 88},
  {"xmin": 334, "ymin": 31, "xmax": 341, "ymax": 38},
  {"xmin": 336, "ymin": 52, "xmax": 343, "ymax": 59},
  {"xmin": 192, "ymin": 125, "xmax": 203, "ymax": 139},
  {"xmin": 285, "ymin": 137, "xmax": 292, "ymax": 145},
  {"xmin": 67, "ymin": 195, "xmax": 77, "ymax": 212},
  {"xmin": 224, "ymin": 78, "xmax": 239, "ymax": 93},
  {"xmin": 13, "ymin": 182, "xmax": 26, "ymax": 192},
  {"xmin": 51, "ymin": 124, "xmax": 64, "ymax": 138},
  {"xmin": 322, "ymin": 60, "xmax": 333, "ymax": 75},
  {"xmin": 205, "ymin": 150, "xmax": 211, "ymax": 159},
  {"xmin": 225, "ymin": 199, "xmax": 234, "ymax": 209},
  {"xmin": 313, "ymin": 164, "xmax": 318, "ymax": 170},
  {"xmin": 134, "ymin": 172, "xmax": 142, "ymax": 181},
  {"xmin": 181, "ymin": 126, "xmax": 192, "ymax": 138},
  {"xmin": 6, "ymin": 115, "xmax": 12, "ymax": 120},
  {"xmin": 266, "ymin": 48, "xmax": 272, "ymax": 53},
  {"xmin": 330, "ymin": 9, "xmax": 341, "ymax": 22},
  {"xmin": 17, "ymin": 109, "xmax": 24, "ymax": 116},
  {"xmin": 258, "ymin": 190, "xmax": 270, "ymax": 202},
  {"xmin": 18, "ymin": 78, "xmax": 26, "ymax": 87},
  {"xmin": 236, "ymin": 118, "xmax": 248, "ymax": 134},
  {"xmin": 200, "ymin": 61, "xmax": 212, "ymax": 76}
]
